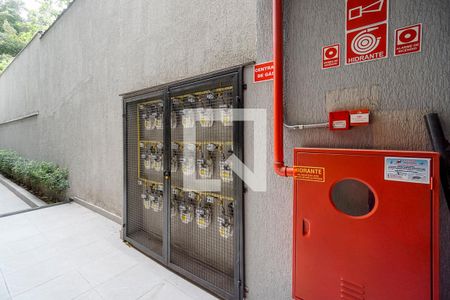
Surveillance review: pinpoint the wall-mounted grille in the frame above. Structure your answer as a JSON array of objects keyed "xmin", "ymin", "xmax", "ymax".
[{"xmin": 123, "ymin": 69, "xmax": 244, "ymax": 300}]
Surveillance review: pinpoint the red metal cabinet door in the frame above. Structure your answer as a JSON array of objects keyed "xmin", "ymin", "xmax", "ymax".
[{"xmin": 293, "ymin": 149, "xmax": 439, "ymax": 300}]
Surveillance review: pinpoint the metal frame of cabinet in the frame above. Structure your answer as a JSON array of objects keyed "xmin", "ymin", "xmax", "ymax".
[{"xmin": 122, "ymin": 67, "xmax": 245, "ymax": 300}]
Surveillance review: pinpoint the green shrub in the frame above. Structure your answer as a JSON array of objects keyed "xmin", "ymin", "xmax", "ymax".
[
  {"xmin": 0, "ymin": 149, "xmax": 69, "ymax": 202},
  {"xmin": 0, "ymin": 149, "xmax": 19, "ymax": 177}
]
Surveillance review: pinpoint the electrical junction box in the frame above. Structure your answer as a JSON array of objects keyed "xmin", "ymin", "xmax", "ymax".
[
  {"xmin": 293, "ymin": 148, "xmax": 440, "ymax": 300},
  {"xmin": 329, "ymin": 111, "xmax": 350, "ymax": 130},
  {"xmin": 350, "ymin": 109, "xmax": 370, "ymax": 126}
]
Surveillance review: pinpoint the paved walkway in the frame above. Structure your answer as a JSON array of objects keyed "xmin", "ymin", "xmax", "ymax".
[
  {"xmin": 0, "ymin": 203, "xmax": 216, "ymax": 300},
  {"xmin": 0, "ymin": 183, "xmax": 30, "ymax": 216}
]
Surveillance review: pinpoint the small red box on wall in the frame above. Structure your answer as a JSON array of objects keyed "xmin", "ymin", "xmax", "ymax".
[{"xmin": 329, "ymin": 111, "xmax": 350, "ymax": 130}]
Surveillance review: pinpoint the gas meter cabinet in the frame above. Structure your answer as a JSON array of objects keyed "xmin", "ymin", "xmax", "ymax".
[{"xmin": 122, "ymin": 68, "xmax": 245, "ymax": 300}]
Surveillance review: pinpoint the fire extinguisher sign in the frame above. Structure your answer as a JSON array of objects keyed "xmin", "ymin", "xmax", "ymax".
[{"xmin": 345, "ymin": 0, "xmax": 389, "ymax": 65}]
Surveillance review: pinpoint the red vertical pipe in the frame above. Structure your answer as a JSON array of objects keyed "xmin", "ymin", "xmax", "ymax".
[{"xmin": 273, "ymin": 0, "xmax": 294, "ymax": 177}]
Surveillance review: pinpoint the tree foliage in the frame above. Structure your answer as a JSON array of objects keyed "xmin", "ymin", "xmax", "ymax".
[{"xmin": 0, "ymin": 0, "xmax": 70, "ymax": 72}]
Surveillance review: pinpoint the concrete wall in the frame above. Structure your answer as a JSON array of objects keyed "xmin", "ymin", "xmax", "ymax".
[
  {"xmin": 0, "ymin": 0, "xmax": 449, "ymax": 299},
  {"xmin": 0, "ymin": 0, "xmax": 257, "ymax": 216},
  {"xmin": 243, "ymin": 0, "xmax": 449, "ymax": 299}
]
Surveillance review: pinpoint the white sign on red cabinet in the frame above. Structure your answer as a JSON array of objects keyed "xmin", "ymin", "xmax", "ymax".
[
  {"xmin": 395, "ymin": 23, "xmax": 422, "ymax": 56},
  {"xmin": 345, "ymin": 0, "xmax": 389, "ymax": 65},
  {"xmin": 322, "ymin": 44, "xmax": 340, "ymax": 69}
]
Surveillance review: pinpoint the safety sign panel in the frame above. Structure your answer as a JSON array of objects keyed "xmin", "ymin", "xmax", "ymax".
[
  {"xmin": 346, "ymin": 0, "xmax": 389, "ymax": 65},
  {"xmin": 294, "ymin": 166, "xmax": 325, "ymax": 182},
  {"xmin": 384, "ymin": 157, "xmax": 431, "ymax": 184},
  {"xmin": 346, "ymin": 0, "xmax": 388, "ymax": 31},
  {"xmin": 254, "ymin": 61, "xmax": 274, "ymax": 83},
  {"xmin": 395, "ymin": 23, "xmax": 422, "ymax": 56},
  {"xmin": 322, "ymin": 44, "xmax": 340, "ymax": 69}
]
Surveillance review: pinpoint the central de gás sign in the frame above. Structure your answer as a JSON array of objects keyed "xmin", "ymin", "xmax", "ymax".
[{"xmin": 254, "ymin": 61, "xmax": 274, "ymax": 83}]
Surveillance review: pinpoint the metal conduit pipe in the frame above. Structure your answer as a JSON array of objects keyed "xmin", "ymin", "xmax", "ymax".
[
  {"xmin": 273, "ymin": 0, "xmax": 294, "ymax": 177},
  {"xmin": 425, "ymin": 113, "xmax": 450, "ymax": 210}
]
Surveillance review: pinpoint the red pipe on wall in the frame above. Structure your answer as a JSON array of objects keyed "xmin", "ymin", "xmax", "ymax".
[{"xmin": 273, "ymin": 0, "xmax": 294, "ymax": 177}]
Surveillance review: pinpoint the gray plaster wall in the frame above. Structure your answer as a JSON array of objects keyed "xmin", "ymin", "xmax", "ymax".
[
  {"xmin": 0, "ymin": 0, "xmax": 449, "ymax": 299},
  {"xmin": 243, "ymin": 0, "xmax": 449, "ymax": 299},
  {"xmin": 0, "ymin": 0, "xmax": 257, "ymax": 216}
]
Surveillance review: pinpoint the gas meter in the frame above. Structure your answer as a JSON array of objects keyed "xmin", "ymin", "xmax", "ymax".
[
  {"xmin": 179, "ymin": 191, "xmax": 197, "ymax": 224},
  {"xmin": 196, "ymin": 195, "xmax": 215, "ymax": 229},
  {"xmin": 149, "ymin": 184, "xmax": 164, "ymax": 212},
  {"xmin": 198, "ymin": 107, "xmax": 214, "ymax": 128},
  {"xmin": 171, "ymin": 188, "xmax": 183, "ymax": 217},
  {"xmin": 143, "ymin": 109, "xmax": 157, "ymax": 130},
  {"xmin": 218, "ymin": 202, "xmax": 234, "ymax": 239},
  {"xmin": 141, "ymin": 189, "xmax": 151, "ymax": 210},
  {"xmin": 171, "ymin": 111, "xmax": 178, "ymax": 129},
  {"xmin": 171, "ymin": 142, "xmax": 179, "ymax": 172},
  {"xmin": 182, "ymin": 143, "xmax": 197, "ymax": 176},
  {"xmin": 182, "ymin": 96, "xmax": 197, "ymax": 129},
  {"xmin": 152, "ymin": 143, "xmax": 164, "ymax": 172},
  {"xmin": 154, "ymin": 103, "xmax": 164, "ymax": 130},
  {"xmin": 182, "ymin": 109, "xmax": 196, "ymax": 129},
  {"xmin": 219, "ymin": 149, "xmax": 233, "ymax": 183},
  {"xmin": 197, "ymin": 144, "xmax": 215, "ymax": 179},
  {"xmin": 142, "ymin": 148, "xmax": 152, "ymax": 170},
  {"xmin": 219, "ymin": 104, "xmax": 233, "ymax": 127}
]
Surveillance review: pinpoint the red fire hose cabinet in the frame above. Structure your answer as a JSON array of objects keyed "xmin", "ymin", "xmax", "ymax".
[{"xmin": 293, "ymin": 148, "xmax": 440, "ymax": 300}]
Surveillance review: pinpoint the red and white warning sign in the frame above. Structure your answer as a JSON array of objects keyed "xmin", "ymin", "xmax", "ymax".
[
  {"xmin": 322, "ymin": 44, "xmax": 340, "ymax": 69},
  {"xmin": 395, "ymin": 23, "xmax": 422, "ymax": 56},
  {"xmin": 346, "ymin": 0, "xmax": 388, "ymax": 31},
  {"xmin": 346, "ymin": 0, "xmax": 389, "ymax": 65},
  {"xmin": 254, "ymin": 61, "xmax": 274, "ymax": 83},
  {"xmin": 346, "ymin": 23, "xmax": 388, "ymax": 64}
]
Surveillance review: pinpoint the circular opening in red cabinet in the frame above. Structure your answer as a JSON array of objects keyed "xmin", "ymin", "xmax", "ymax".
[{"xmin": 331, "ymin": 179, "xmax": 376, "ymax": 217}]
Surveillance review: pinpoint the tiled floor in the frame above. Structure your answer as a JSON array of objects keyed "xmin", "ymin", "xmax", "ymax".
[
  {"xmin": 0, "ymin": 183, "xmax": 30, "ymax": 215},
  {"xmin": 0, "ymin": 203, "xmax": 217, "ymax": 300}
]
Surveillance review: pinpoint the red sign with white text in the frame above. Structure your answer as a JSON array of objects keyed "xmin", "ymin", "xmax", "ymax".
[
  {"xmin": 346, "ymin": 0, "xmax": 388, "ymax": 31},
  {"xmin": 254, "ymin": 61, "xmax": 274, "ymax": 83},
  {"xmin": 346, "ymin": 23, "xmax": 388, "ymax": 64},
  {"xmin": 322, "ymin": 44, "xmax": 340, "ymax": 69},
  {"xmin": 346, "ymin": 0, "xmax": 389, "ymax": 65},
  {"xmin": 395, "ymin": 24, "xmax": 422, "ymax": 56}
]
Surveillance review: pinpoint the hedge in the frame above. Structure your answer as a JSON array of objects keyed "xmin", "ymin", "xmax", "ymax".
[{"xmin": 0, "ymin": 149, "xmax": 69, "ymax": 202}]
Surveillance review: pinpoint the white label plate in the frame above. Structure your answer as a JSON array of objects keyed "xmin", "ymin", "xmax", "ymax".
[{"xmin": 384, "ymin": 157, "xmax": 431, "ymax": 184}]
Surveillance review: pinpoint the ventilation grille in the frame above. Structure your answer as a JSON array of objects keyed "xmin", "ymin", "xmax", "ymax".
[{"xmin": 340, "ymin": 278, "xmax": 366, "ymax": 300}]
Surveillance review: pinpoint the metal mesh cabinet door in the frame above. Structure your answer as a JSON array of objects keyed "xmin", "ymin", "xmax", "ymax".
[
  {"xmin": 124, "ymin": 93, "xmax": 166, "ymax": 259},
  {"xmin": 168, "ymin": 73, "xmax": 243, "ymax": 299}
]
